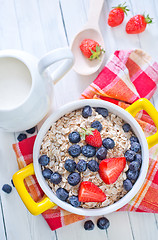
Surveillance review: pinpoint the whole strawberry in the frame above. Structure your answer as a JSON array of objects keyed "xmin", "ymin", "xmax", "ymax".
[
  {"xmin": 80, "ymin": 39, "xmax": 105, "ymax": 60},
  {"xmin": 126, "ymin": 14, "xmax": 153, "ymax": 34},
  {"xmin": 80, "ymin": 128, "xmax": 102, "ymax": 148},
  {"xmin": 108, "ymin": 2, "xmax": 129, "ymax": 27}
]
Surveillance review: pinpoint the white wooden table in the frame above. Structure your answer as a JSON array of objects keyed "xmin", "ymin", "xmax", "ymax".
[{"xmin": 0, "ymin": 0, "xmax": 158, "ymax": 239}]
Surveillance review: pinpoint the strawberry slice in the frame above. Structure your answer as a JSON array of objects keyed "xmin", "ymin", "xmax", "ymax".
[
  {"xmin": 80, "ymin": 128, "xmax": 102, "ymax": 148},
  {"xmin": 99, "ymin": 157, "xmax": 126, "ymax": 184},
  {"xmin": 78, "ymin": 181, "xmax": 106, "ymax": 202}
]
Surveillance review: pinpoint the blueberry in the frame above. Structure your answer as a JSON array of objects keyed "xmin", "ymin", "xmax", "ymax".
[
  {"xmin": 50, "ymin": 172, "xmax": 62, "ymax": 184},
  {"xmin": 96, "ymin": 147, "xmax": 107, "ymax": 160},
  {"xmin": 84, "ymin": 220, "xmax": 94, "ymax": 230},
  {"xmin": 17, "ymin": 133, "xmax": 27, "ymax": 142},
  {"xmin": 38, "ymin": 155, "xmax": 50, "ymax": 166},
  {"xmin": 130, "ymin": 136, "xmax": 139, "ymax": 143},
  {"xmin": 124, "ymin": 150, "xmax": 135, "ymax": 162},
  {"xmin": 11, "ymin": 179, "xmax": 15, "ymax": 187},
  {"xmin": 127, "ymin": 170, "xmax": 139, "ymax": 181},
  {"xmin": 68, "ymin": 145, "xmax": 81, "ymax": 157},
  {"xmin": 76, "ymin": 159, "xmax": 87, "ymax": 172},
  {"xmin": 82, "ymin": 105, "xmax": 92, "ymax": 118},
  {"xmin": 130, "ymin": 142, "xmax": 141, "ymax": 153},
  {"xmin": 134, "ymin": 153, "xmax": 142, "ymax": 165},
  {"xmin": 64, "ymin": 159, "xmax": 76, "ymax": 172},
  {"xmin": 2, "ymin": 184, "xmax": 12, "ymax": 194},
  {"xmin": 82, "ymin": 145, "xmax": 96, "ymax": 158},
  {"xmin": 42, "ymin": 168, "xmax": 53, "ymax": 179},
  {"xmin": 69, "ymin": 195, "xmax": 81, "ymax": 207},
  {"xmin": 123, "ymin": 179, "xmax": 133, "ymax": 191},
  {"xmin": 95, "ymin": 107, "xmax": 108, "ymax": 118},
  {"xmin": 122, "ymin": 123, "xmax": 131, "ymax": 132},
  {"xmin": 102, "ymin": 138, "xmax": 115, "ymax": 149},
  {"xmin": 68, "ymin": 172, "xmax": 81, "ymax": 186},
  {"xmin": 68, "ymin": 131, "xmax": 80, "ymax": 143},
  {"xmin": 56, "ymin": 188, "xmax": 69, "ymax": 201},
  {"xmin": 87, "ymin": 160, "xmax": 99, "ymax": 172},
  {"xmin": 97, "ymin": 217, "xmax": 110, "ymax": 230},
  {"xmin": 26, "ymin": 127, "xmax": 36, "ymax": 134},
  {"xmin": 91, "ymin": 121, "xmax": 102, "ymax": 132},
  {"xmin": 129, "ymin": 161, "xmax": 140, "ymax": 171}
]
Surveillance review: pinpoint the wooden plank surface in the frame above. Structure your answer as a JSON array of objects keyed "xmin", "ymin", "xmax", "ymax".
[{"xmin": 0, "ymin": 0, "xmax": 158, "ymax": 240}]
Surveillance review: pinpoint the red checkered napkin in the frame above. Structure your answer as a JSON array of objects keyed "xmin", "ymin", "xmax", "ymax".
[{"xmin": 13, "ymin": 49, "xmax": 158, "ymax": 231}]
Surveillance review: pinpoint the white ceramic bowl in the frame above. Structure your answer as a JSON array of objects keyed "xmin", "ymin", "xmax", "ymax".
[{"xmin": 33, "ymin": 99, "xmax": 149, "ymax": 216}]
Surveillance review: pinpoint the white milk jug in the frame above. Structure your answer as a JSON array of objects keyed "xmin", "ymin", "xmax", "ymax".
[{"xmin": 0, "ymin": 49, "xmax": 74, "ymax": 132}]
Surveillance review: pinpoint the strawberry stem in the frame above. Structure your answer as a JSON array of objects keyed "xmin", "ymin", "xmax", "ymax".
[
  {"xmin": 80, "ymin": 128, "xmax": 95, "ymax": 140},
  {"xmin": 89, "ymin": 45, "xmax": 105, "ymax": 60},
  {"xmin": 112, "ymin": 2, "xmax": 130, "ymax": 16},
  {"xmin": 144, "ymin": 14, "xmax": 153, "ymax": 24}
]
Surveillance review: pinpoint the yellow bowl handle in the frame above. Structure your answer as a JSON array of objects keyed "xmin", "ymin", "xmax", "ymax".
[
  {"xmin": 12, "ymin": 163, "xmax": 56, "ymax": 215},
  {"xmin": 126, "ymin": 98, "xmax": 158, "ymax": 149}
]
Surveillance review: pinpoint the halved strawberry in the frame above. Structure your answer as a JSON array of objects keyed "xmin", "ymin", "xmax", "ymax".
[
  {"xmin": 99, "ymin": 157, "xmax": 126, "ymax": 184},
  {"xmin": 80, "ymin": 128, "xmax": 102, "ymax": 148},
  {"xmin": 78, "ymin": 181, "xmax": 106, "ymax": 202}
]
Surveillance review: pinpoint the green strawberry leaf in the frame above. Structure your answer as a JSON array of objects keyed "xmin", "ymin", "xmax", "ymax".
[
  {"xmin": 89, "ymin": 45, "xmax": 105, "ymax": 61},
  {"xmin": 112, "ymin": 2, "xmax": 130, "ymax": 16}
]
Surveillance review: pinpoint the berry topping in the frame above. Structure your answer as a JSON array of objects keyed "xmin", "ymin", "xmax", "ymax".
[
  {"xmin": 91, "ymin": 121, "xmax": 102, "ymax": 132},
  {"xmin": 42, "ymin": 168, "xmax": 53, "ymax": 179},
  {"xmin": 64, "ymin": 159, "xmax": 76, "ymax": 172},
  {"xmin": 122, "ymin": 123, "xmax": 131, "ymax": 132},
  {"xmin": 38, "ymin": 155, "xmax": 50, "ymax": 166},
  {"xmin": 82, "ymin": 105, "xmax": 92, "ymax": 118},
  {"xmin": 68, "ymin": 172, "xmax": 81, "ymax": 186},
  {"xmin": 97, "ymin": 217, "xmax": 110, "ymax": 230},
  {"xmin": 17, "ymin": 133, "xmax": 27, "ymax": 142},
  {"xmin": 130, "ymin": 136, "xmax": 139, "ymax": 143},
  {"xmin": 123, "ymin": 179, "xmax": 133, "ymax": 191},
  {"xmin": 102, "ymin": 137, "xmax": 115, "ymax": 149},
  {"xmin": 81, "ymin": 128, "xmax": 102, "ymax": 148},
  {"xmin": 50, "ymin": 172, "xmax": 62, "ymax": 184},
  {"xmin": 82, "ymin": 145, "xmax": 96, "ymax": 158},
  {"xmin": 127, "ymin": 170, "xmax": 139, "ymax": 181},
  {"xmin": 78, "ymin": 181, "xmax": 106, "ymax": 202},
  {"xmin": 2, "ymin": 184, "xmax": 12, "ymax": 194},
  {"xmin": 68, "ymin": 145, "xmax": 81, "ymax": 157},
  {"xmin": 96, "ymin": 147, "xmax": 107, "ymax": 160},
  {"xmin": 87, "ymin": 160, "xmax": 99, "ymax": 172},
  {"xmin": 76, "ymin": 159, "xmax": 87, "ymax": 172},
  {"xmin": 99, "ymin": 157, "xmax": 126, "ymax": 184},
  {"xmin": 26, "ymin": 127, "xmax": 36, "ymax": 134},
  {"xmin": 84, "ymin": 220, "xmax": 95, "ymax": 231},
  {"xmin": 124, "ymin": 150, "xmax": 136, "ymax": 162},
  {"xmin": 69, "ymin": 195, "xmax": 81, "ymax": 207},
  {"xmin": 68, "ymin": 131, "xmax": 81, "ymax": 143},
  {"xmin": 129, "ymin": 161, "xmax": 140, "ymax": 171},
  {"xmin": 134, "ymin": 153, "xmax": 142, "ymax": 165},
  {"xmin": 56, "ymin": 188, "xmax": 69, "ymax": 201},
  {"xmin": 80, "ymin": 39, "xmax": 105, "ymax": 60},
  {"xmin": 130, "ymin": 142, "xmax": 141, "ymax": 153},
  {"xmin": 95, "ymin": 107, "xmax": 108, "ymax": 117}
]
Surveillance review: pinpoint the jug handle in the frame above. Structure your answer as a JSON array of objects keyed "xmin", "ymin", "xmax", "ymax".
[{"xmin": 38, "ymin": 48, "xmax": 74, "ymax": 84}]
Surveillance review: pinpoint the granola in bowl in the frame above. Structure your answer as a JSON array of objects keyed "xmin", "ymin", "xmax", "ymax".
[{"xmin": 39, "ymin": 105, "xmax": 142, "ymax": 209}]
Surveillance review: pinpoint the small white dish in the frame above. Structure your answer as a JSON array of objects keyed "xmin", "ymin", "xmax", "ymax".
[{"xmin": 71, "ymin": 0, "xmax": 105, "ymax": 75}]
